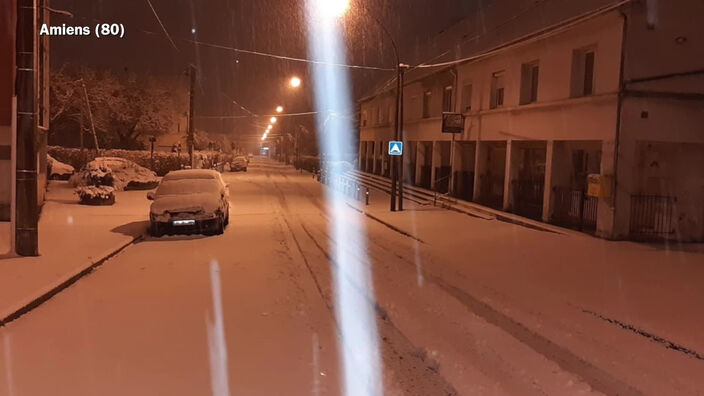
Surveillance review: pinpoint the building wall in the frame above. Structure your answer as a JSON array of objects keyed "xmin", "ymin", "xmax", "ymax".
[
  {"xmin": 455, "ymin": 12, "xmax": 623, "ymax": 142},
  {"xmin": 358, "ymin": 2, "xmax": 704, "ymax": 241},
  {"xmin": 0, "ymin": 0, "xmax": 16, "ymax": 221},
  {"xmin": 606, "ymin": 0, "xmax": 704, "ymax": 241}
]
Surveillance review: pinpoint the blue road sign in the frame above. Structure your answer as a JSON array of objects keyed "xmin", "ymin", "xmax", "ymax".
[{"xmin": 388, "ymin": 141, "xmax": 403, "ymax": 156}]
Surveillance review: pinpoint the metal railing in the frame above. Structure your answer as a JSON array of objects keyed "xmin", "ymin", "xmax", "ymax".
[
  {"xmin": 432, "ymin": 172, "xmax": 453, "ymax": 206},
  {"xmin": 630, "ymin": 195, "xmax": 677, "ymax": 238},
  {"xmin": 317, "ymin": 169, "xmax": 370, "ymax": 205}
]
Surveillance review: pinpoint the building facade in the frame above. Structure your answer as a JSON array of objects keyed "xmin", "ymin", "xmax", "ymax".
[
  {"xmin": 1, "ymin": 0, "xmax": 50, "ymax": 248},
  {"xmin": 358, "ymin": 0, "xmax": 704, "ymax": 241},
  {"xmin": 0, "ymin": 0, "xmax": 16, "ymax": 222}
]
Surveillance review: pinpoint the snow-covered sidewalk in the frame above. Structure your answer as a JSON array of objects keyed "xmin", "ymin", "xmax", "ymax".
[
  {"xmin": 0, "ymin": 181, "xmax": 150, "ymax": 324},
  {"xmin": 336, "ymin": 179, "xmax": 704, "ymax": 394}
]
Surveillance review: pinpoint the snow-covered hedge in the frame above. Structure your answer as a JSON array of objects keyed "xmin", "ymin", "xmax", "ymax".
[
  {"xmin": 48, "ymin": 146, "xmax": 234, "ymax": 176},
  {"xmin": 293, "ymin": 155, "xmax": 320, "ymax": 172}
]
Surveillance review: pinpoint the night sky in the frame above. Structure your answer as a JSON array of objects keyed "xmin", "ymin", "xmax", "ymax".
[{"xmin": 49, "ymin": 0, "xmax": 484, "ymax": 136}]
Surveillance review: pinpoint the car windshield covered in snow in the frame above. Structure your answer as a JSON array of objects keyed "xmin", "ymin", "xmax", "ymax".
[
  {"xmin": 154, "ymin": 179, "xmax": 222, "ymax": 197},
  {"xmin": 162, "ymin": 169, "xmax": 222, "ymax": 181}
]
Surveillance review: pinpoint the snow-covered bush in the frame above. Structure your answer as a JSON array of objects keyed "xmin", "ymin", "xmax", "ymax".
[
  {"xmin": 69, "ymin": 157, "xmax": 158, "ymax": 191},
  {"xmin": 47, "ymin": 154, "xmax": 75, "ymax": 180},
  {"xmin": 75, "ymin": 185, "xmax": 115, "ymax": 205}
]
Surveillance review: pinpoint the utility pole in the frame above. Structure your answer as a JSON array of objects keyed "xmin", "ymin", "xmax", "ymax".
[
  {"xmin": 398, "ymin": 66, "xmax": 406, "ymax": 211},
  {"xmin": 15, "ymin": 0, "xmax": 38, "ymax": 255},
  {"xmin": 188, "ymin": 65, "xmax": 196, "ymax": 167},
  {"xmin": 390, "ymin": 64, "xmax": 401, "ymax": 212}
]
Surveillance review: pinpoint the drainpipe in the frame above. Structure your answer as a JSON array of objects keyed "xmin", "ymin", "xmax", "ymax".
[
  {"xmin": 448, "ymin": 68, "xmax": 459, "ymax": 196},
  {"xmin": 611, "ymin": 4, "xmax": 629, "ymax": 239}
]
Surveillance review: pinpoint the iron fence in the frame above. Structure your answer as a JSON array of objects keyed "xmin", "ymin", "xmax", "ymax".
[
  {"xmin": 630, "ymin": 195, "xmax": 677, "ymax": 238},
  {"xmin": 511, "ymin": 179, "xmax": 544, "ymax": 220},
  {"xmin": 552, "ymin": 188, "xmax": 598, "ymax": 231},
  {"xmin": 478, "ymin": 175, "xmax": 504, "ymax": 209}
]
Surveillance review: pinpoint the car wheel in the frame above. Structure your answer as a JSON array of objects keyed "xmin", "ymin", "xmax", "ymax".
[
  {"xmin": 215, "ymin": 216, "xmax": 225, "ymax": 235},
  {"xmin": 244, "ymin": 167, "xmax": 247, "ymax": 172},
  {"xmin": 150, "ymin": 222, "xmax": 163, "ymax": 237}
]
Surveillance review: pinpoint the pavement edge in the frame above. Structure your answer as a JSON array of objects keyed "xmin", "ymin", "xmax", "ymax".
[{"xmin": 0, "ymin": 233, "xmax": 144, "ymax": 327}]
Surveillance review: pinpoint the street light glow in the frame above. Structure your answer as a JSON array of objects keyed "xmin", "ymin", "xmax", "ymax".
[
  {"xmin": 290, "ymin": 76, "xmax": 301, "ymax": 88},
  {"xmin": 313, "ymin": 0, "xmax": 349, "ymax": 18},
  {"xmin": 267, "ymin": 125, "xmax": 273, "ymax": 130},
  {"xmin": 306, "ymin": 0, "xmax": 382, "ymax": 394},
  {"xmin": 270, "ymin": 117, "xmax": 277, "ymax": 124},
  {"xmin": 276, "ymin": 106, "xmax": 284, "ymax": 113}
]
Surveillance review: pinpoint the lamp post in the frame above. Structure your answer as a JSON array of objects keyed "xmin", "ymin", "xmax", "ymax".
[{"xmin": 354, "ymin": 1, "xmax": 405, "ymax": 211}]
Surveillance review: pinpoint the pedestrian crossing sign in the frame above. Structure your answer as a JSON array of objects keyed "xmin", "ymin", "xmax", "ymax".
[{"xmin": 388, "ymin": 141, "xmax": 403, "ymax": 156}]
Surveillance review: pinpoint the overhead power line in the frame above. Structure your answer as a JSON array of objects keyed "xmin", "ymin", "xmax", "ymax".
[
  {"xmin": 145, "ymin": 0, "xmax": 179, "ymax": 51},
  {"xmin": 188, "ymin": 40, "xmax": 395, "ymax": 71},
  {"xmin": 196, "ymin": 111, "xmax": 319, "ymax": 120},
  {"xmin": 413, "ymin": 0, "xmax": 632, "ymax": 69}
]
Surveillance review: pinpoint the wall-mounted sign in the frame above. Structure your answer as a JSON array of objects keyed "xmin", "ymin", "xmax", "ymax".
[
  {"xmin": 388, "ymin": 141, "xmax": 403, "ymax": 156},
  {"xmin": 442, "ymin": 112, "xmax": 465, "ymax": 134}
]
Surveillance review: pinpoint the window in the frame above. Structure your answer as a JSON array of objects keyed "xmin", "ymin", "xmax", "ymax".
[
  {"xmin": 490, "ymin": 71, "xmax": 505, "ymax": 109},
  {"xmin": 461, "ymin": 83, "xmax": 473, "ymax": 113},
  {"xmin": 520, "ymin": 61, "xmax": 539, "ymax": 105},
  {"xmin": 442, "ymin": 85, "xmax": 453, "ymax": 113},
  {"xmin": 361, "ymin": 111, "xmax": 367, "ymax": 127},
  {"xmin": 584, "ymin": 52, "xmax": 595, "ymax": 95},
  {"xmin": 422, "ymin": 90, "xmax": 432, "ymax": 118},
  {"xmin": 571, "ymin": 47, "xmax": 596, "ymax": 97}
]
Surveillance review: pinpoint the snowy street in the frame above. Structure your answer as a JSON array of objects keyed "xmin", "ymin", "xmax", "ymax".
[{"xmin": 0, "ymin": 158, "xmax": 703, "ymax": 395}]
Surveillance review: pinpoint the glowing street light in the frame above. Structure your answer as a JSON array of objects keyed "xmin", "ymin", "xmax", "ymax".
[
  {"xmin": 270, "ymin": 117, "xmax": 277, "ymax": 124},
  {"xmin": 289, "ymin": 76, "xmax": 301, "ymax": 88},
  {"xmin": 267, "ymin": 125, "xmax": 273, "ymax": 130},
  {"xmin": 276, "ymin": 106, "xmax": 284, "ymax": 113},
  {"xmin": 314, "ymin": 0, "xmax": 349, "ymax": 18}
]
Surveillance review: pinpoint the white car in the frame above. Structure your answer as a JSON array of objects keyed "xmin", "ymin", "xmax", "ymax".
[
  {"xmin": 148, "ymin": 169, "xmax": 229, "ymax": 237},
  {"xmin": 231, "ymin": 155, "xmax": 248, "ymax": 172}
]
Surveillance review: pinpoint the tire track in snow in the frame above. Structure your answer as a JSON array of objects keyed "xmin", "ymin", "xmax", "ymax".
[
  {"xmin": 360, "ymin": 227, "xmax": 644, "ymax": 396},
  {"xmin": 268, "ymin": 173, "xmax": 458, "ymax": 395},
  {"xmin": 295, "ymin": 219, "xmax": 459, "ymax": 396}
]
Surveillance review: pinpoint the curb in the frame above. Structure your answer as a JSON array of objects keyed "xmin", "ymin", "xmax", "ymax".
[
  {"xmin": 0, "ymin": 233, "xmax": 143, "ymax": 328},
  {"xmin": 442, "ymin": 200, "xmax": 587, "ymax": 237},
  {"xmin": 345, "ymin": 202, "xmax": 425, "ymax": 243},
  {"xmin": 346, "ymin": 171, "xmax": 584, "ymax": 238}
]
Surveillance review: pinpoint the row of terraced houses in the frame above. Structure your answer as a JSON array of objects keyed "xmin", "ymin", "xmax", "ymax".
[{"xmin": 357, "ymin": 0, "xmax": 704, "ymax": 241}]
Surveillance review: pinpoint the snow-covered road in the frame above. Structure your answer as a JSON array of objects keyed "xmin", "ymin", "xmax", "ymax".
[{"xmin": 0, "ymin": 159, "xmax": 702, "ymax": 395}]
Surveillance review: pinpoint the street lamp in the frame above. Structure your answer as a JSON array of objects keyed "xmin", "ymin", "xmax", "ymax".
[
  {"xmin": 289, "ymin": 76, "xmax": 302, "ymax": 88},
  {"xmin": 270, "ymin": 116, "xmax": 277, "ymax": 124},
  {"xmin": 351, "ymin": 1, "xmax": 406, "ymax": 211},
  {"xmin": 276, "ymin": 105, "xmax": 284, "ymax": 113}
]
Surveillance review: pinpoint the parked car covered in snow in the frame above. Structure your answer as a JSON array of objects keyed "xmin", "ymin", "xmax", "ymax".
[
  {"xmin": 230, "ymin": 155, "xmax": 248, "ymax": 172},
  {"xmin": 69, "ymin": 157, "xmax": 159, "ymax": 190},
  {"xmin": 147, "ymin": 169, "xmax": 230, "ymax": 237}
]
